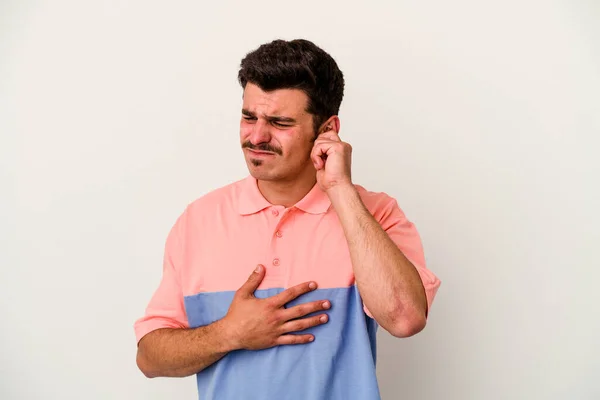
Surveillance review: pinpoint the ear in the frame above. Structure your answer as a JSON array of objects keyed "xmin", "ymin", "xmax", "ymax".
[{"xmin": 318, "ymin": 116, "xmax": 341, "ymax": 135}]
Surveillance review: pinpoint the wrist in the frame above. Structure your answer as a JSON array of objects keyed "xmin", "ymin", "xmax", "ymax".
[
  {"xmin": 326, "ymin": 182, "xmax": 357, "ymax": 201},
  {"xmin": 213, "ymin": 317, "xmax": 241, "ymax": 353},
  {"xmin": 327, "ymin": 183, "xmax": 361, "ymax": 209}
]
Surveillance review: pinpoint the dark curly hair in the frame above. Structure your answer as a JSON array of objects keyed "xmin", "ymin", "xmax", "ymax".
[{"xmin": 238, "ymin": 39, "xmax": 345, "ymax": 135}]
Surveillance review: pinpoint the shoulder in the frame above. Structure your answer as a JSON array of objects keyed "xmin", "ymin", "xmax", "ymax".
[
  {"xmin": 352, "ymin": 184, "xmax": 411, "ymax": 226},
  {"xmin": 170, "ymin": 178, "xmax": 245, "ymax": 233},
  {"xmin": 354, "ymin": 184, "xmax": 401, "ymax": 214},
  {"xmin": 185, "ymin": 178, "xmax": 245, "ymax": 215}
]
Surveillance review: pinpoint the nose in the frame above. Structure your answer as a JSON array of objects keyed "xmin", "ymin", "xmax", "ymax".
[{"xmin": 248, "ymin": 119, "xmax": 271, "ymax": 145}]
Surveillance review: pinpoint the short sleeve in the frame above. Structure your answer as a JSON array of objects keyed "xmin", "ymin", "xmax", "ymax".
[
  {"xmin": 363, "ymin": 196, "xmax": 441, "ymax": 318},
  {"xmin": 133, "ymin": 217, "xmax": 189, "ymax": 343}
]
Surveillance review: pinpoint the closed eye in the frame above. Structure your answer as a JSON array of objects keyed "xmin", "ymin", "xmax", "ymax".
[{"xmin": 272, "ymin": 121, "xmax": 292, "ymax": 128}]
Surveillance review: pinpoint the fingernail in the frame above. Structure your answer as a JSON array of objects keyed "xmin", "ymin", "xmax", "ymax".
[
  {"xmin": 322, "ymin": 301, "xmax": 330, "ymax": 309},
  {"xmin": 309, "ymin": 336, "xmax": 314, "ymax": 342},
  {"xmin": 255, "ymin": 264, "xmax": 263, "ymax": 273},
  {"xmin": 320, "ymin": 315, "xmax": 328, "ymax": 323},
  {"xmin": 309, "ymin": 282, "xmax": 317, "ymax": 290}
]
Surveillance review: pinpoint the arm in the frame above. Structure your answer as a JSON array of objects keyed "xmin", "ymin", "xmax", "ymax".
[
  {"xmin": 328, "ymin": 184, "xmax": 428, "ymax": 337},
  {"xmin": 136, "ymin": 321, "xmax": 232, "ymax": 378},
  {"xmin": 311, "ymin": 127, "xmax": 439, "ymax": 338}
]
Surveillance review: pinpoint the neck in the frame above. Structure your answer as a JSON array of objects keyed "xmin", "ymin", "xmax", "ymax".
[{"xmin": 257, "ymin": 169, "xmax": 317, "ymax": 208}]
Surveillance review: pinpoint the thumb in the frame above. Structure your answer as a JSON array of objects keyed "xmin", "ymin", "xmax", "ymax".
[{"xmin": 238, "ymin": 264, "xmax": 265, "ymax": 297}]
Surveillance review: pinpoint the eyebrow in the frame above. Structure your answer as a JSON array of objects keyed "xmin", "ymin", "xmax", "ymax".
[{"xmin": 242, "ymin": 109, "xmax": 297, "ymax": 124}]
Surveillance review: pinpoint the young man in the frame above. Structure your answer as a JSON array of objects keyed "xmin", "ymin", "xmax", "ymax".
[{"xmin": 134, "ymin": 39, "xmax": 441, "ymax": 400}]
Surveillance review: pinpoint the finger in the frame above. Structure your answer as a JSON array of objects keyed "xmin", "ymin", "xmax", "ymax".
[
  {"xmin": 317, "ymin": 130, "xmax": 341, "ymax": 142},
  {"xmin": 281, "ymin": 300, "xmax": 331, "ymax": 321},
  {"xmin": 237, "ymin": 264, "xmax": 266, "ymax": 298},
  {"xmin": 311, "ymin": 142, "xmax": 334, "ymax": 170},
  {"xmin": 312, "ymin": 140, "xmax": 341, "ymax": 157},
  {"xmin": 311, "ymin": 148, "xmax": 324, "ymax": 170},
  {"xmin": 280, "ymin": 314, "xmax": 329, "ymax": 334},
  {"xmin": 275, "ymin": 334, "xmax": 315, "ymax": 345},
  {"xmin": 271, "ymin": 281, "xmax": 317, "ymax": 307}
]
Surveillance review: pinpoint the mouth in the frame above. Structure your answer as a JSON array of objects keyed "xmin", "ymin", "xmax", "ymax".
[{"xmin": 246, "ymin": 149, "xmax": 276, "ymax": 157}]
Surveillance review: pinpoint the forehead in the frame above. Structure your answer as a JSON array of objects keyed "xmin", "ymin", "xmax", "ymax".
[{"xmin": 242, "ymin": 83, "xmax": 309, "ymax": 116}]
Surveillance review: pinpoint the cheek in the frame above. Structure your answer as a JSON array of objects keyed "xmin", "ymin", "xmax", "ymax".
[
  {"xmin": 239, "ymin": 123, "xmax": 253, "ymax": 141},
  {"xmin": 286, "ymin": 137, "xmax": 313, "ymax": 160}
]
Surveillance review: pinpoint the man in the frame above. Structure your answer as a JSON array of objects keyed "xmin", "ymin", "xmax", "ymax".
[{"xmin": 134, "ymin": 39, "xmax": 441, "ymax": 400}]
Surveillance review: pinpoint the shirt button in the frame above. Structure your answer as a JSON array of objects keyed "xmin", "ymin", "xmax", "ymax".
[
  {"xmin": 272, "ymin": 258, "xmax": 280, "ymax": 266},
  {"xmin": 272, "ymin": 210, "xmax": 279, "ymax": 217},
  {"xmin": 275, "ymin": 230, "xmax": 283, "ymax": 238}
]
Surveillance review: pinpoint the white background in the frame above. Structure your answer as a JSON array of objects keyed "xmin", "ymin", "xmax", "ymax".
[{"xmin": 1, "ymin": 0, "xmax": 599, "ymax": 399}]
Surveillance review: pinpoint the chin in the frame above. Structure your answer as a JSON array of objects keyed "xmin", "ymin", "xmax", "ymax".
[
  {"xmin": 249, "ymin": 166, "xmax": 291, "ymax": 182},
  {"xmin": 246, "ymin": 162, "xmax": 273, "ymax": 180},
  {"xmin": 248, "ymin": 170, "xmax": 275, "ymax": 181}
]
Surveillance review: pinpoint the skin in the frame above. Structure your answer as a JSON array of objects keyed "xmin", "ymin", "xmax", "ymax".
[{"xmin": 137, "ymin": 82, "xmax": 428, "ymax": 378}]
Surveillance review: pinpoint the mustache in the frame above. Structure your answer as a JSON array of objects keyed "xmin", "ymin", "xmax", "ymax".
[{"xmin": 242, "ymin": 141, "xmax": 283, "ymax": 155}]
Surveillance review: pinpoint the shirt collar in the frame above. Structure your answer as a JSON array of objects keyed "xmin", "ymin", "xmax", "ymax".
[{"xmin": 238, "ymin": 175, "xmax": 331, "ymax": 215}]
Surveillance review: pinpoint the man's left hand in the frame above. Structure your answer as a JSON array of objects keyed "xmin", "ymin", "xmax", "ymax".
[{"xmin": 311, "ymin": 131, "xmax": 353, "ymax": 192}]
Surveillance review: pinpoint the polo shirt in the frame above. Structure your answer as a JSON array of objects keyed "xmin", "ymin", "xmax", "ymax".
[{"xmin": 134, "ymin": 175, "xmax": 440, "ymax": 400}]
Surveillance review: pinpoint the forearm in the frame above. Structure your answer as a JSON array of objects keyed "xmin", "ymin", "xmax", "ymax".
[
  {"xmin": 136, "ymin": 319, "xmax": 234, "ymax": 378},
  {"xmin": 328, "ymin": 184, "xmax": 427, "ymax": 337}
]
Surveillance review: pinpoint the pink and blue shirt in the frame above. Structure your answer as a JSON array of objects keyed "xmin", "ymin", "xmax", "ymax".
[{"xmin": 134, "ymin": 176, "xmax": 440, "ymax": 399}]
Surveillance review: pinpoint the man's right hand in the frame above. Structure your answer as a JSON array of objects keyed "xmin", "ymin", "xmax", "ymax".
[{"xmin": 222, "ymin": 264, "xmax": 331, "ymax": 351}]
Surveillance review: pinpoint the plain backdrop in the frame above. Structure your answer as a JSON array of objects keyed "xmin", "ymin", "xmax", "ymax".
[{"xmin": 1, "ymin": 0, "xmax": 599, "ymax": 399}]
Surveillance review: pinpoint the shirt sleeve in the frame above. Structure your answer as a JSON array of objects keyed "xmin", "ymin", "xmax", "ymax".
[
  {"xmin": 133, "ymin": 215, "xmax": 189, "ymax": 344},
  {"xmin": 363, "ymin": 196, "xmax": 441, "ymax": 319}
]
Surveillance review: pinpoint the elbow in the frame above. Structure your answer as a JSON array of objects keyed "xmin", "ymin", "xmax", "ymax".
[
  {"xmin": 136, "ymin": 348, "xmax": 159, "ymax": 379},
  {"xmin": 385, "ymin": 307, "xmax": 427, "ymax": 338},
  {"xmin": 388, "ymin": 315, "xmax": 426, "ymax": 338}
]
